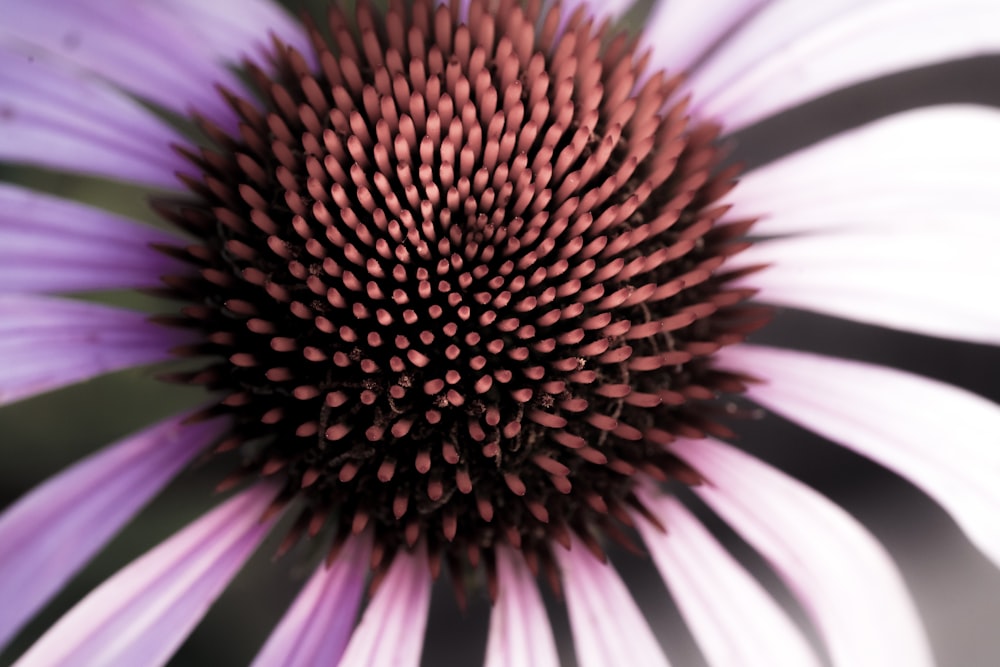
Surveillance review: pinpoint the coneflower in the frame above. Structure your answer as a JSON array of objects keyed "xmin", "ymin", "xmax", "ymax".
[{"xmin": 1, "ymin": 0, "xmax": 998, "ymax": 665}]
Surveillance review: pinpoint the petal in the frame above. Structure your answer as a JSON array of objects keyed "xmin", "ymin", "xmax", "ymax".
[
  {"xmin": 337, "ymin": 547, "xmax": 432, "ymax": 667},
  {"xmin": 642, "ymin": 0, "xmax": 772, "ymax": 74},
  {"xmin": 484, "ymin": 546, "xmax": 559, "ymax": 667},
  {"xmin": 14, "ymin": 484, "xmax": 279, "ymax": 667},
  {"xmin": 563, "ymin": 0, "xmax": 633, "ymax": 24},
  {"xmin": 2, "ymin": 0, "xmax": 312, "ymax": 129},
  {"xmin": 719, "ymin": 344, "xmax": 1000, "ymax": 569},
  {"xmin": 0, "ymin": 295, "xmax": 187, "ymax": 406},
  {"xmin": 0, "ymin": 46, "xmax": 190, "ymax": 188},
  {"xmin": 634, "ymin": 491, "xmax": 822, "ymax": 667},
  {"xmin": 689, "ymin": 0, "xmax": 1000, "ymax": 131},
  {"xmin": 727, "ymin": 231, "xmax": 1000, "ymax": 345},
  {"xmin": 672, "ymin": 437, "xmax": 933, "ymax": 667},
  {"xmin": 731, "ymin": 106, "xmax": 1000, "ymax": 237},
  {"xmin": 0, "ymin": 413, "xmax": 227, "ymax": 650},
  {"xmin": 0, "ymin": 184, "xmax": 186, "ymax": 294},
  {"xmin": 556, "ymin": 537, "xmax": 671, "ymax": 667},
  {"xmin": 250, "ymin": 535, "xmax": 371, "ymax": 667}
]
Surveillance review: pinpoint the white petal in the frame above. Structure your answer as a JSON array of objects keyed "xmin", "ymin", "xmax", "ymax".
[
  {"xmin": 0, "ymin": 184, "xmax": 185, "ymax": 294},
  {"xmin": 634, "ymin": 491, "xmax": 822, "ymax": 667},
  {"xmin": 484, "ymin": 546, "xmax": 559, "ymax": 667},
  {"xmin": 0, "ymin": 46, "xmax": 189, "ymax": 187},
  {"xmin": 642, "ymin": 0, "xmax": 772, "ymax": 74},
  {"xmin": 689, "ymin": 0, "xmax": 1000, "ymax": 131},
  {"xmin": 730, "ymin": 106, "xmax": 1000, "ymax": 236},
  {"xmin": 557, "ymin": 537, "xmax": 671, "ymax": 667},
  {"xmin": 672, "ymin": 437, "xmax": 933, "ymax": 667},
  {"xmin": 337, "ymin": 547, "xmax": 432, "ymax": 667},
  {"xmin": 564, "ymin": 0, "xmax": 633, "ymax": 23},
  {"xmin": 0, "ymin": 413, "xmax": 226, "ymax": 651},
  {"xmin": 0, "ymin": 295, "xmax": 189, "ymax": 406},
  {"xmin": 14, "ymin": 484, "xmax": 279, "ymax": 667},
  {"xmin": 728, "ymin": 229, "xmax": 1000, "ymax": 345},
  {"xmin": 719, "ymin": 344, "xmax": 1000, "ymax": 569},
  {"xmin": 251, "ymin": 535, "xmax": 370, "ymax": 667}
]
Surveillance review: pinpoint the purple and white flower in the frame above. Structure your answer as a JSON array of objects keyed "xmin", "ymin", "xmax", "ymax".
[{"xmin": 1, "ymin": 0, "xmax": 999, "ymax": 665}]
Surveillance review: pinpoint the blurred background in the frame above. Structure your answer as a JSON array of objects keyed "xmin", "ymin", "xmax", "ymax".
[{"xmin": 1, "ymin": 2, "xmax": 999, "ymax": 665}]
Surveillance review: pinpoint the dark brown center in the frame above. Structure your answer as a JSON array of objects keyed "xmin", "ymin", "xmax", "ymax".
[{"xmin": 153, "ymin": 0, "xmax": 764, "ymax": 592}]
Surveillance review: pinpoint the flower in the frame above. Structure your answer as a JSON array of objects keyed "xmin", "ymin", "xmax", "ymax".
[{"xmin": 1, "ymin": 0, "xmax": 998, "ymax": 665}]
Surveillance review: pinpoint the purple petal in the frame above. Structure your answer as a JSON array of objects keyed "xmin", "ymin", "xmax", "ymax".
[
  {"xmin": 689, "ymin": 0, "xmax": 1000, "ymax": 131},
  {"xmin": 485, "ymin": 546, "xmax": 559, "ymax": 667},
  {"xmin": 13, "ymin": 484, "xmax": 279, "ymax": 667},
  {"xmin": 557, "ymin": 535, "xmax": 671, "ymax": 667},
  {"xmin": 250, "ymin": 535, "xmax": 371, "ymax": 667},
  {"xmin": 337, "ymin": 546, "xmax": 432, "ymax": 667},
  {"xmin": 0, "ymin": 295, "xmax": 189, "ymax": 406},
  {"xmin": 2, "ymin": 0, "xmax": 311, "ymax": 131},
  {"xmin": 0, "ymin": 412, "xmax": 228, "ymax": 650},
  {"xmin": 0, "ymin": 45, "xmax": 190, "ymax": 188},
  {"xmin": 719, "ymin": 344, "xmax": 1000, "ymax": 569},
  {"xmin": 0, "ymin": 184, "xmax": 187, "ymax": 294},
  {"xmin": 672, "ymin": 437, "xmax": 933, "ymax": 667},
  {"xmin": 634, "ymin": 490, "xmax": 821, "ymax": 667}
]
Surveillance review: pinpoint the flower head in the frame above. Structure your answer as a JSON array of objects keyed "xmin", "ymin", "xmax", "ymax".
[{"xmin": 1, "ymin": 0, "xmax": 999, "ymax": 665}]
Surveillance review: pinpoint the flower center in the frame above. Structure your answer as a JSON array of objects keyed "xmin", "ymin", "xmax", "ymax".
[{"xmin": 154, "ymin": 0, "xmax": 761, "ymax": 584}]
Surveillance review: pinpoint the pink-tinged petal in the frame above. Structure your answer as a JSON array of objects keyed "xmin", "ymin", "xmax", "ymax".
[
  {"xmin": 561, "ymin": 0, "xmax": 633, "ymax": 24},
  {"xmin": 642, "ymin": 0, "xmax": 772, "ymax": 74},
  {"xmin": 719, "ymin": 344, "xmax": 1000, "ymax": 569},
  {"xmin": 337, "ymin": 547, "xmax": 432, "ymax": 667},
  {"xmin": 0, "ymin": 46, "xmax": 190, "ymax": 188},
  {"xmin": 730, "ymin": 106, "xmax": 1000, "ymax": 237},
  {"xmin": 484, "ymin": 546, "xmax": 559, "ymax": 667},
  {"xmin": 13, "ymin": 484, "xmax": 279, "ymax": 667},
  {"xmin": 557, "ymin": 537, "xmax": 671, "ymax": 667},
  {"xmin": 0, "ymin": 413, "xmax": 227, "ymax": 651},
  {"xmin": 0, "ymin": 295, "xmax": 188, "ymax": 406},
  {"xmin": 690, "ymin": 0, "xmax": 1000, "ymax": 131},
  {"xmin": 2, "ymin": 0, "xmax": 311, "ymax": 130},
  {"xmin": 0, "ymin": 184, "xmax": 186, "ymax": 294},
  {"xmin": 634, "ymin": 491, "xmax": 822, "ymax": 667},
  {"xmin": 672, "ymin": 437, "xmax": 933, "ymax": 667},
  {"xmin": 250, "ymin": 535, "xmax": 371, "ymax": 667},
  {"xmin": 727, "ymin": 230, "xmax": 1000, "ymax": 345}
]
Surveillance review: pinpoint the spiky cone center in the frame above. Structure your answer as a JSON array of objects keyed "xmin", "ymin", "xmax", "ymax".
[{"xmin": 154, "ymin": 0, "xmax": 764, "ymax": 589}]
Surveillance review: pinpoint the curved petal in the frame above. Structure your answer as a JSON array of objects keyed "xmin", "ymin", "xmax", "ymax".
[
  {"xmin": 250, "ymin": 535, "xmax": 371, "ymax": 667},
  {"xmin": 0, "ymin": 184, "xmax": 186, "ymax": 294},
  {"xmin": 484, "ymin": 546, "xmax": 559, "ymax": 667},
  {"xmin": 634, "ymin": 491, "xmax": 822, "ymax": 667},
  {"xmin": 2, "ymin": 0, "xmax": 311, "ymax": 129},
  {"xmin": 14, "ymin": 484, "xmax": 280, "ymax": 667},
  {"xmin": 642, "ymin": 0, "xmax": 772, "ymax": 74},
  {"xmin": 731, "ymin": 106, "xmax": 1000, "ymax": 236},
  {"xmin": 727, "ymin": 229, "xmax": 1000, "ymax": 344},
  {"xmin": 0, "ymin": 413, "xmax": 227, "ymax": 651},
  {"xmin": 0, "ymin": 295, "xmax": 187, "ymax": 406},
  {"xmin": 556, "ymin": 536, "xmax": 671, "ymax": 667},
  {"xmin": 690, "ymin": 0, "xmax": 1000, "ymax": 131},
  {"xmin": 0, "ymin": 46, "xmax": 190, "ymax": 188},
  {"xmin": 672, "ymin": 437, "xmax": 933, "ymax": 667},
  {"xmin": 719, "ymin": 344, "xmax": 1000, "ymax": 569},
  {"xmin": 337, "ymin": 546, "xmax": 432, "ymax": 667}
]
